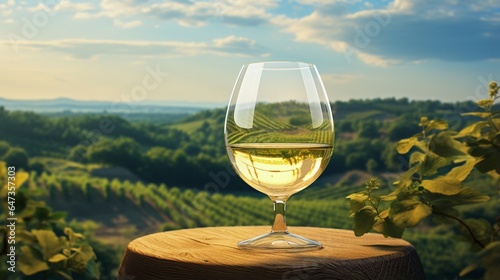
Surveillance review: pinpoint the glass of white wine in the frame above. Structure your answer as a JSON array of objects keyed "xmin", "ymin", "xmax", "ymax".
[{"xmin": 224, "ymin": 61, "xmax": 335, "ymax": 250}]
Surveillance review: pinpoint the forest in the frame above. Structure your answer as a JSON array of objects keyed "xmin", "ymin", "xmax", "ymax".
[
  {"xmin": 0, "ymin": 97, "xmax": 498, "ymax": 279},
  {"xmin": 0, "ymin": 98, "xmax": 484, "ymax": 190}
]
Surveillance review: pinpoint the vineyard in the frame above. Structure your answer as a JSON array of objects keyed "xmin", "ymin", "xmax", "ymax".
[
  {"xmin": 18, "ymin": 171, "xmax": 498, "ymax": 279},
  {"xmin": 28, "ymin": 172, "xmax": 352, "ymax": 233},
  {"xmin": 226, "ymin": 103, "xmax": 334, "ymax": 145}
]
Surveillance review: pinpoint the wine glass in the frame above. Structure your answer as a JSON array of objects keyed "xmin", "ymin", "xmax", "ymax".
[{"xmin": 224, "ymin": 61, "xmax": 335, "ymax": 250}]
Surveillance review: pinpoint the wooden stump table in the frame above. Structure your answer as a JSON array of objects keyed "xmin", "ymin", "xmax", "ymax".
[{"xmin": 118, "ymin": 226, "xmax": 425, "ymax": 280}]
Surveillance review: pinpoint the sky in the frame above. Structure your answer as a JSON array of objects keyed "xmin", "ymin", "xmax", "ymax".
[{"xmin": 0, "ymin": 0, "xmax": 499, "ymax": 105}]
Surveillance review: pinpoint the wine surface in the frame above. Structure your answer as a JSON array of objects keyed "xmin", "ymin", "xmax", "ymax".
[{"xmin": 227, "ymin": 143, "xmax": 333, "ymax": 199}]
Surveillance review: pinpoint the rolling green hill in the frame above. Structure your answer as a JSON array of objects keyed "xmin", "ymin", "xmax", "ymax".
[
  {"xmin": 1, "ymin": 98, "xmax": 498, "ymax": 279},
  {"xmin": 0, "ymin": 98, "xmax": 487, "ymax": 189}
]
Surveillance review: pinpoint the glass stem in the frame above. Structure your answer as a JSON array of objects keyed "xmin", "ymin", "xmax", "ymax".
[{"xmin": 271, "ymin": 200, "xmax": 288, "ymax": 233}]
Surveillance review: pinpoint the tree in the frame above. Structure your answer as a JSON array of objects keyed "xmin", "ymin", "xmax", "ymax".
[
  {"xmin": 3, "ymin": 147, "xmax": 29, "ymax": 169},
  {"xmin": 144, "ymin": 146, "xmax": 174, "ymax": 183},
  {"xmin": 357, "ymin": 121, "xmax": 379, "ymax": 139},
  {"xmin": 86, "ymin": 137, "xmax": 142, "ymax": 172},
  {"xmin": 388, "ymin": 122, "xmax": 421, "ymax": 141},
  {"xmin": 337, "ymin": 121, "xmax": 353, "ymax": 132},
  {"xmin": 28, "ymin": 160, "xmax": 46, "ymax": 175},
  {"xmin": 346, "ymin": 152, "xmax": 368, "ymax": 170}
]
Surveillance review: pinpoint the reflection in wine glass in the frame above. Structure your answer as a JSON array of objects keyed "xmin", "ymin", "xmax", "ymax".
[{"xmin": 225, "ymin": 61, "xmax": 334, "ymax": 250}]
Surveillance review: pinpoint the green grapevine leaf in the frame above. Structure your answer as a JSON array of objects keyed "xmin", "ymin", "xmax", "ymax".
[
  {"xmin": 49, "ymin": 253, "xmax": 68, "ymax": 263},
  {"xmin": 379, "ymin": 209, "xmax": 389, "ymax": 218},
  {"xmin": 425, "ymin": 119, "xmax": 449, "ymax": 134},
  {"xmin": 447, "ymin": 157, "xmax": 475, "ymax": 182},
  {"xmin": 461, "ymin": 112, "xmax": 492, "ymax": 118},
  {"xmin": 32, "ymin": 230, "xmax": 66, "ymax": 259},
  {"xmin": 396, "ymin": 136, "xmax": 418, "ymax": 154},
  {"xmin": 470, "ymin": 145, "xmax": 500, "ymax": 174},
  {"xmin": 424, "ymin": 187, "xmax": 489, "ymax": 207},
  {"xmin": 78, "ymin": 244, "xmax": 97, "ymax": 262},
  {"xmin": 15, "ymin": 170, "xmax": 29, "ymax": 188},
  {"xmin": 381, "ymin": 183, "xmax": 409, "ymax": 202},
  {"xmin": 409, "ymin": 151, "xmax": 425, "ymax": 165},
  {"xmin": 372, "ymin": 217, "xmax": 404, "ymax": 238},
  {"xmin": 353, "ymin": 206, "xmax": 377, "ymax": 237},
  {"xmin": 383, "ymin": 162, "xmax": 422, "ymax": 201},
  {"xmin": 421, "ymin": 176, "xmax": 463, "ymax": 195},
  {"xmin": 346, "ymin": 193, "xmax": 368, "ymax": 215},
  {"xmin": 17, "ymin": 230, "xmax": 36, "ymax": 243},
  {"xmin": 430, "ymin": 131, "xmax": 468, "ymax": 157},
  {"xmin": 380, "ymin": 192, "xmax": 398, "ymax": 202},
  {"xmin": 390, "ymin": 198, "xmax": 432, "ymax": 228},
  {"xmin": 420, "ymin": 152, "xmax": 449, "ymax": 177},
  {"xmin": 18, "ymin": 246, "xmax": 50, "ymax": 276},
  {"xmin": 457, "ymin": 121, "xmax": 489, "ymax": 138},
  {"xmin": 414, "ymin": 140, "xmax": 428, "ymax": 153}
]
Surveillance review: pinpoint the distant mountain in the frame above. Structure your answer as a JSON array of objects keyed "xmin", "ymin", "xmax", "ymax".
[{"xmin": 0, "ymin": 97, "xmax": 224, "ymax": 113}]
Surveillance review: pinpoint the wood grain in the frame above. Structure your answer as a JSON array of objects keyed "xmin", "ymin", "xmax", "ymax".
[{"xmin": 118, "ymin": 226, "xmax": 425, "ymax": 280}]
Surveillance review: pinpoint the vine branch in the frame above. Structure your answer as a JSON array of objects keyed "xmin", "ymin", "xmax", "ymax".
[
  {"xmin": 433, "ymin": 211, "xmax": 486, "ymax": 248},
  {"xmin": 487, "ymin": 115, "xmax": 499, "ymax": 133}
]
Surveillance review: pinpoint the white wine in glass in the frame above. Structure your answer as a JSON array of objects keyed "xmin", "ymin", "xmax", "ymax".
[{"xmin": 225, "ymin": 61, "xmax": 334, "ymax": 250}]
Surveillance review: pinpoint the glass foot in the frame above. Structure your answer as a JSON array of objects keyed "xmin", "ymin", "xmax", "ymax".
[{"xmin": 237, "ymin": 231, "xmax": 322, "ymax": 251}]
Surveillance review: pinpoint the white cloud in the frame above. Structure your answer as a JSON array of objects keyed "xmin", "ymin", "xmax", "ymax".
[
  {"xmin": 212, "ymin": 35, "xmax": 269, "ymax": 56},
  {"xmin": 356, "ymin": 52, "xmax": 400, "ymax": 67},
  {"xmin": 27, "ymin": 0, "xmax": 93, "ymax": 13},
  {"xmin": 26, "ymin": 3, "xmax": 49, "ymax": 12},
  {"xmin": 1, "ymin": 36, "xmax": 269, "ymax": 59},
  {"xmin": 113, "ymin": 19, "xmax": 143, "ymax": 28},
  {"xmin": 1, "ymin": 8, "xmax": 12, "ymax": 17},
  {"xmin": 56, "ymin": 0, "xmax": 94, "ymax": 11},
  {"xmin": 74, "ymin": 0, "xmax": 278, "ymax": 27},
  {"xmin": 388, "ymin": 0, "xmax": 414, "ymax": 13},
  {"xmin": 0, "ymin": 1, "xmax": 14, "ymax": 17},
  {"xmin": 213, "ymin": 35, "xmax": 254, "ymax": 47},
  {"xmin": 3, "ymin": 18, "xmax": 15, "ymax": 24},
  {"xmin": 277, "ymin": 0, "xmax": 500, "ymax": 66},
  {"xmin": 296, "ymin": 0, "xmax": 357, "ymax": 5}
]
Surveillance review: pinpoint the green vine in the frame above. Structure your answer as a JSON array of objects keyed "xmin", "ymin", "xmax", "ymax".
[
  {"xmin": 347, "ymin": 81, "xmax": 500, "ymax": 279},
  {"xmin": 0, "ymin": 162, "xmax": 100, "ymax": 280}
]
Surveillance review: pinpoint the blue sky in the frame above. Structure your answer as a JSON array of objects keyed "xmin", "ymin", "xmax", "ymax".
[{"xmin": 0, "ymin": 0, "xmax": 499, "ymax": 104}]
